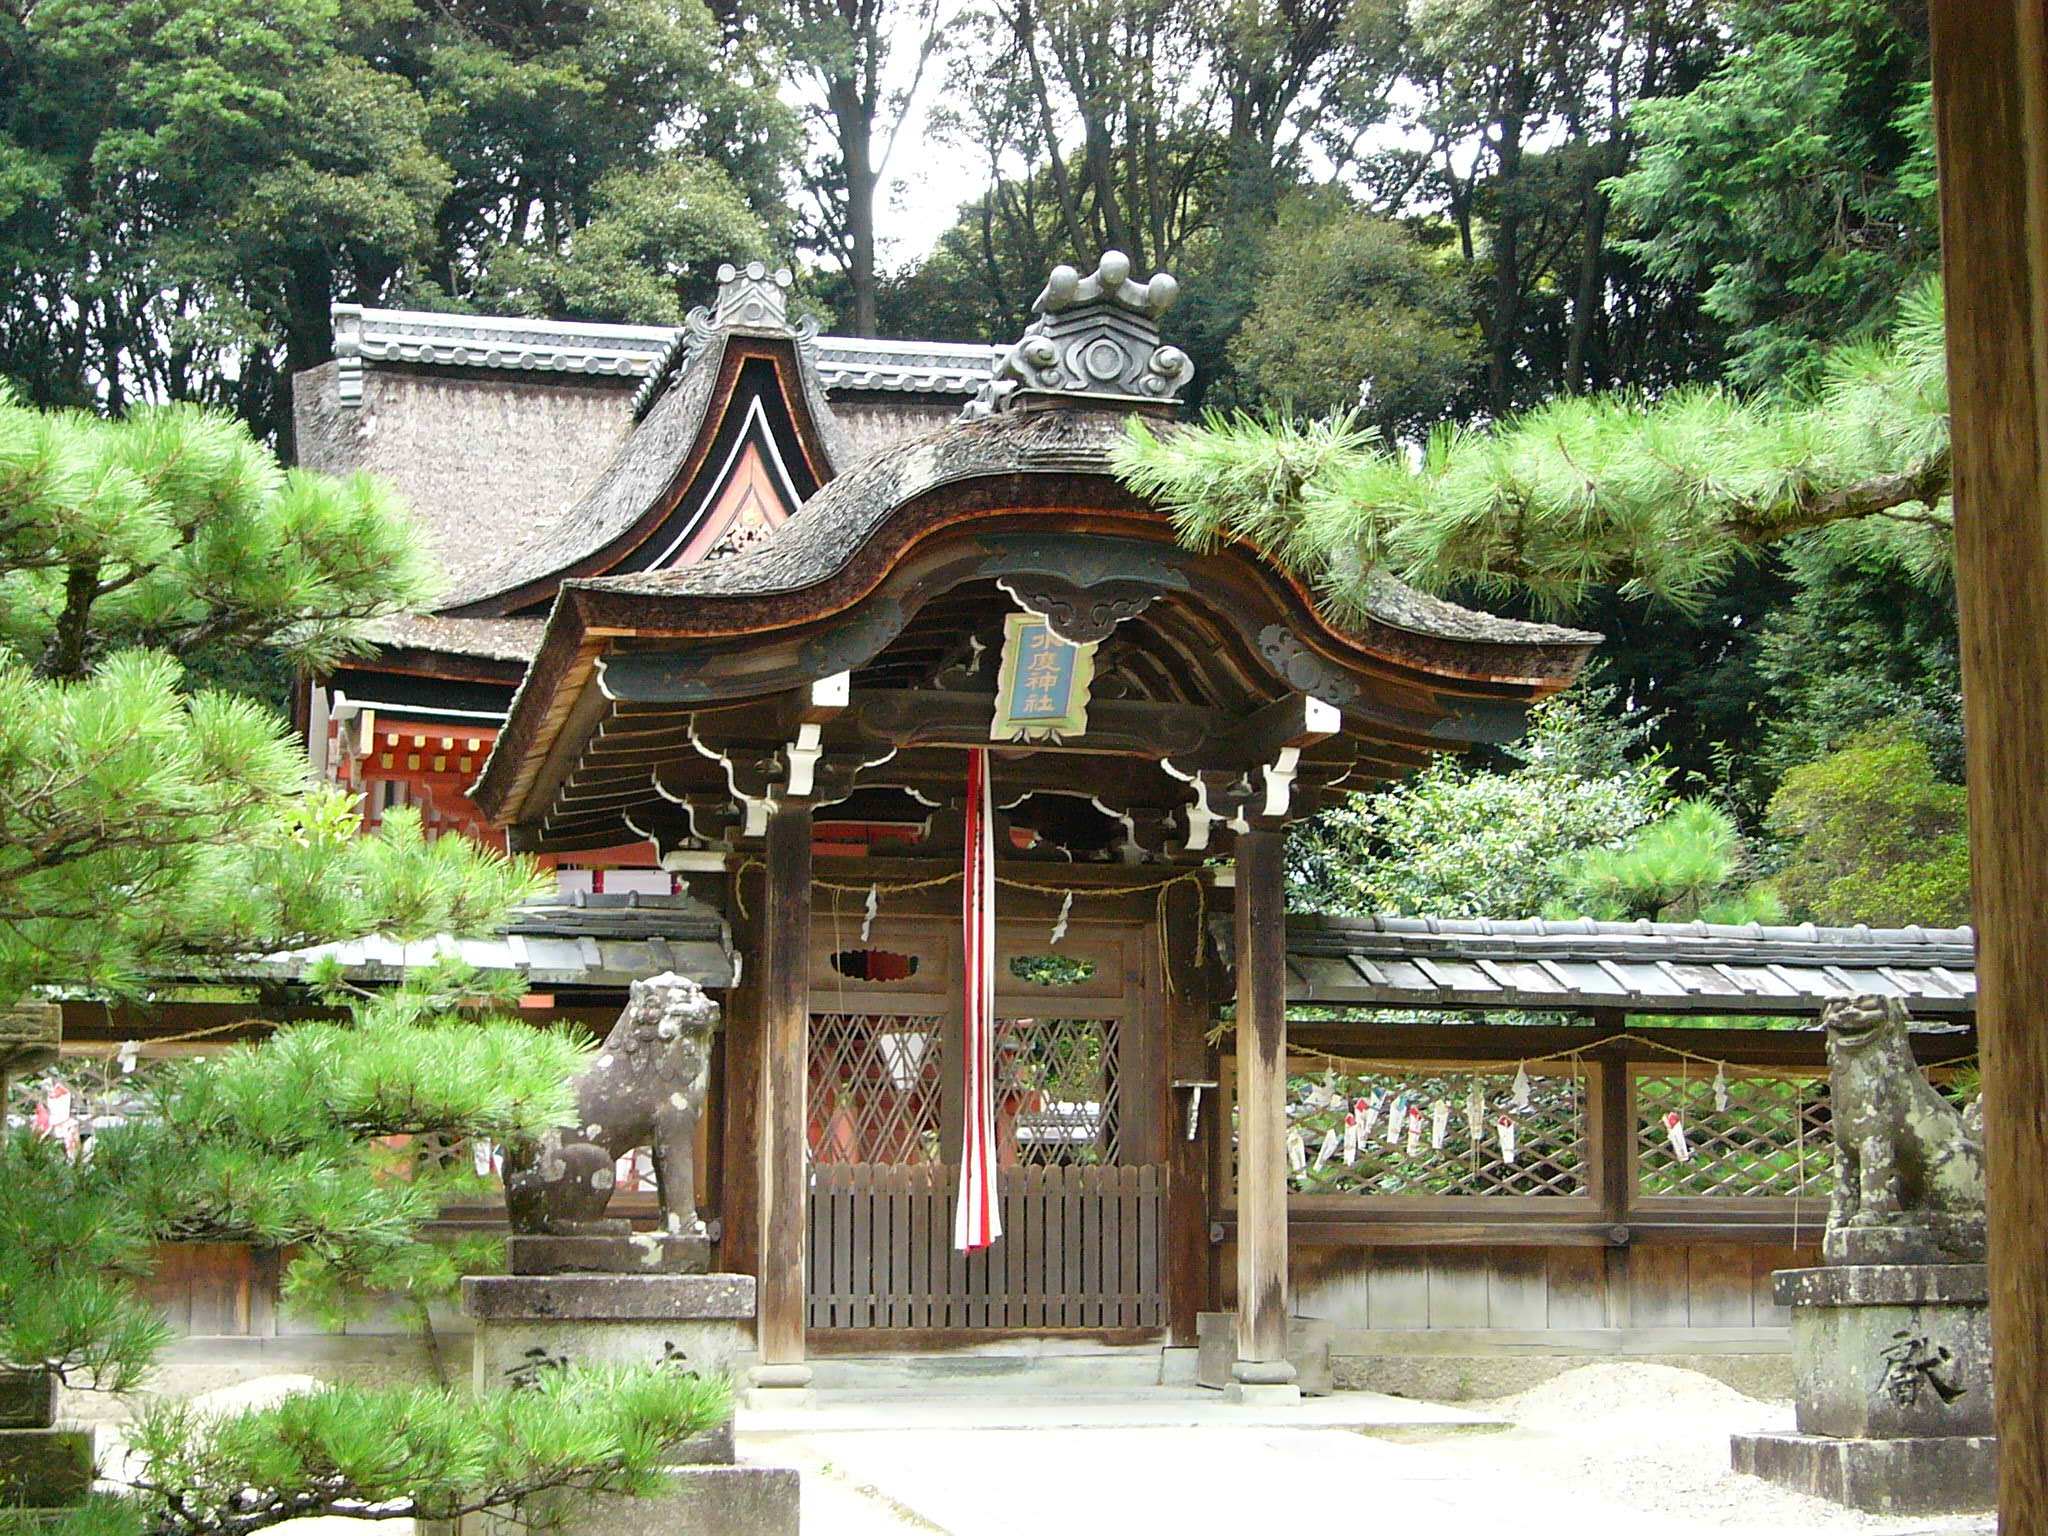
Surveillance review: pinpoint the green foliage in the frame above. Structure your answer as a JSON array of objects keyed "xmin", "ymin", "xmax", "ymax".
[
  {"xmin": 0, "ymin": 0, "xmax": 794, "ymax": 440},
  {"xmin": 0, "ymin": 1130, "xmax": 172, "ymax": 1396},
  {"xmin": 10, "ymin": 1365, "xmax": 729, "ymax": 1536},
  {"xmin": 1118, "ymin": 279, "xmax": 1952, "ymax": 618},
  {"xmin": 469, "ymin": 160, "xmax": 772, "ymax": 326},
  {"xmin": 0, "ymin": 390, "xmax": 436, "ymax": 675},
  {"xmin": 0, "ymin": 395, "xmax": 545, "ymax": 994},
  {"xmin": 1289, "ymin": 689, "xmax": 1669, "ymax": 918},
  {"xmin": 1608, "ymin": 0, "xmax": 1937, "ymax": 390},
  {"xmin": 1748, "ymin": 538, "xmax": 1965, "ymax": 792},
  {"xmin": 0, "ymin": 682, "xmax": 543, "ymax": 992},
  {"xmin": 1224, "ymin": 194, "xmax": 1479, "ymax": 438},
  {"xmin": 1766, "ymin": 728, "xmax": 1971, "ymax": 926}
]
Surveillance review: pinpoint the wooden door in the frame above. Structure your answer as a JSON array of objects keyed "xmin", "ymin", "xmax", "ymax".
[{"xmin": 804, "ymin": 915, "xmax": 1167, "ymax": 1333}]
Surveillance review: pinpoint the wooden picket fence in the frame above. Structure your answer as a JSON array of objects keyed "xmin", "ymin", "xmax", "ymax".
[{"xmin": 806, "ymin": 1162, "xmax": 1166, "ymax": 1330}]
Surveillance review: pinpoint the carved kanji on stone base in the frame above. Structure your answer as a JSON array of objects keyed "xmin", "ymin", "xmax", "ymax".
[{"xmin": 1732, "ymin": 994, "xmax": 1995, "ymax": 1515}]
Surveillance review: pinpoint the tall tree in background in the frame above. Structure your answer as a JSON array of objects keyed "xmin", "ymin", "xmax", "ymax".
[
  {"xmin": 1222, "ymin": 192, "xmax": 1479, "ymax": 435},
  {"xmin": 1606, "ymin": 0, "xmax": 1936, "ymax": 390},
  {"xmin": 1395, "ymin": 0, "xmax": 1723, "ymax": 410},
  {"xmin": 774, "ymin": 0, "xmax": 950, "ymax": 333},
  {"xmin": 0, "ymin": 0, "xmax": 796, "ymax": 448},
  {"xmin": 905, "ymin": 0, "xmax": 1407, "ymax": 375}
]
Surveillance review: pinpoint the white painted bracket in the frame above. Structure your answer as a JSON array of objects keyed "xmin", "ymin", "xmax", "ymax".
[
  {"xmin": 1160, "ymin": 759, "xmax": 1217, "ymax": 852},
  {"xmin": 783, "ymin": 670, "xmax": 851, "ymax": 799},
  {"xmin": 684, "ymin": 726, "xmax": 772, "ymax": 838},
  {"xmin": 1260, "ymin": 746, "xmax": 1302, "ymax": 820}
]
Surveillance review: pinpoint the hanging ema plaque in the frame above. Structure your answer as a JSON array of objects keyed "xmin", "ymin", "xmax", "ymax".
[{"xmin": 990, "ymin": 612, "xmax": 1097, "ymax": 742}]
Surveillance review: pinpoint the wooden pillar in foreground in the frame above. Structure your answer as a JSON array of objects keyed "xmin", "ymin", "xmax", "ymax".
[
  {"xmin": 1930, "ymin": 5, "xmax": 2048, "ymax": 1521},
  {"xmin": 752, "ymin": 797, "xmax": 813, "ymax": 1395},
  {"xmin": 1232, "ymin": 824, "xmax": 1298, "ymax": 1400}
]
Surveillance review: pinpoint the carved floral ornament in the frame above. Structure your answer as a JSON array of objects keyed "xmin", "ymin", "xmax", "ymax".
[{"xmin": 964, "ymin": 251, "xmax": 1194, "ymax": 419}]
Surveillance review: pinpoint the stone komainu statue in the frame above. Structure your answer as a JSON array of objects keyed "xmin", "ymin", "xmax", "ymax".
[
  {"xmin": 503, "ymin": 972, "xmax": 718, "ymax": 1243},
  {"xmin": 1822, "ymin": 994, "xmax": 1985, "ymax": 1265}
]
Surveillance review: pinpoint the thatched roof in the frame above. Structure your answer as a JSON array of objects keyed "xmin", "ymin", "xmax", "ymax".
[
  {"xmin": 359, "ymin": 614, "xmax": 545, "ymax": 663},
  {"xmin": 439, "ymin": 326, "xmax": 840, "ymax": 611}
]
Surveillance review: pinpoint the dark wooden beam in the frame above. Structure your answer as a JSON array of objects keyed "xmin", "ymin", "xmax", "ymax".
[
  {"xmin": 1929, "ymin": 2, "xmax": 2048, "ymax": 1516},
  {"xmin": 851, "ymin": 690, "xmax": 1218, "ymax": 757},
  {"xmin": 1210, "ymin": 1217, "xmax": 1827, "ymax": 1249},
  {"xmin": 717, "ymin": 863, "xmax": 766, "ymax": 1285},
  {"xmin": 1163, "ymin": 877, "xmax": 1221, "ymax": 1345},
  {"xmin": 1165, "ymin": 692, "xmax": 1340, "ymax": 776}
]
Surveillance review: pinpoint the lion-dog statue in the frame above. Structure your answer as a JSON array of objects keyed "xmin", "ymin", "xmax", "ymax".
[
  {"xmin": 503, "ymin": 972, "xmax": 718, "ymax": 1250},
  {"xmin": 1822, "ymin": 993, "xmax": 1984, "ymax": 1265}
]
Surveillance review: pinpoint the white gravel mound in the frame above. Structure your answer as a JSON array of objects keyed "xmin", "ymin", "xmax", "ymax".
[
  {"xmin": 1429, "ymin": 1362, "xmax": 1990, "ymax": 1531},
  {"xmin": 1497, "ymin": 1361, "xmax": 1782, "ymax": 1432}
]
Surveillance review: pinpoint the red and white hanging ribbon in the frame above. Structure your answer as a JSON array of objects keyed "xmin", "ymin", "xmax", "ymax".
[{"xmin": 955, "ymin": 748, "xmax": 1004, "ymax": 1253}]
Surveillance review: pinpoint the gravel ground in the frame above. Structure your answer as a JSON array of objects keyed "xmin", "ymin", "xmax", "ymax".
[
  {"xmin": 1409, "ymin": 1362, "xmax": 1996, "ymax": 1534},
  {"xmin": 759, "ymin": 1364, "xmax": 1998, "ymax": 1535},
  {"xmin": 78, "ymin": 1362, "xmax": 1998, "ymax": 1535}
]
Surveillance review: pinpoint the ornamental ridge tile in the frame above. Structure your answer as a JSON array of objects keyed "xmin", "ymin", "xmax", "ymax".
[{"xmin": 330, "ymin": 301, "xmax": 995, "ymax": 406}]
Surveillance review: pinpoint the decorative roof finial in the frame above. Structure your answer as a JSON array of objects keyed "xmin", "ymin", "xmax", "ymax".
[
  {"xmin": 646, "ymin": 260, "xmax": 820, "ymax": 414},
  {"xmin": 964, "ymin": 251, "xmax": 1192, "ymax": 420},
  {"xmin": 710, "ymin": 260, "xmax": 794, "ymax": 331}
]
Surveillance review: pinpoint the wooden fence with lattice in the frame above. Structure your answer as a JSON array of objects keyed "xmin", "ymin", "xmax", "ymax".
[{"xmin": 1217, "ymin": 1023, "xmax": 1976, "ymax": 1247}]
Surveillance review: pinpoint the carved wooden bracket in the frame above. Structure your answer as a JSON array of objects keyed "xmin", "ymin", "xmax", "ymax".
[{"xmin": 996, "ymin": 575, "xmax": 1159, "ymax": 643}]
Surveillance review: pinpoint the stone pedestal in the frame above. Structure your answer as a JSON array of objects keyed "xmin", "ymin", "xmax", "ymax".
[
  {"xmin": 744, "ymin": 1361, "xmax": 815, "ymax": 1410},
  {"xmin": 1195, "ymin": 1312, "xmax": 1333, "ymax": 1398},
  {"xmin": 1731, "ymin": 1265, "xmax": 1996, "ymax": 1514},
  {"xmin": 0, "ymin": 1369, "xmax": 93, "ymax": 1513},
  {"xmin": 465, "ymin": 1467, "xmax": 800, "ymax": 1536},
  {"xmin": 505, "ymin": 1231, "xmax": 713, "ymax": 1277},
  {"xmin": 460, "ymin": 1274, "xmax": 797, "ymax": 1536},
  {"xmin": 464, "ymin": 1273, "xmax": 756, "ymax": 1390}
]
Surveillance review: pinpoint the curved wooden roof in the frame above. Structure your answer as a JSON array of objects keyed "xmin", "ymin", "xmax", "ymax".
[{"xmin": 473, "ymin": 407, "xmax": 1600, "ymax": 857}]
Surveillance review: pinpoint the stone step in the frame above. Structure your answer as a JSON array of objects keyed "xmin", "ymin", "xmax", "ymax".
[{"xmin": 803, "ymin": 1350, "xmax": 1166, "ymax": 1394}]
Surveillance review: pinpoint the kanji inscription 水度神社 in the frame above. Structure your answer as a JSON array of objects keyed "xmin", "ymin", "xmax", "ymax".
[{"xmin": 991, "ymin": 613, "xmax": 1097, "ymax": 742}]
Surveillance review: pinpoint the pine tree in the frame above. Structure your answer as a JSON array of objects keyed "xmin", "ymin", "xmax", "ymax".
[
  {"xmin": 0, "ymin": 395, "xmax": 730, "ymax": 1530},
  {"xmin": 0, "ymin": 390, "xmax": 543, "ymax": 995}
]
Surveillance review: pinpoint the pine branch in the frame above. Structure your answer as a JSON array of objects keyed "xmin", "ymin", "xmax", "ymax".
[
  {"xmin": 1116, "ymin": 278, "xmax": 1955, "ymax": 616},
  {"xmin": 97, "ymin": 1367, "xmax": 733, "ymax": 1536}
]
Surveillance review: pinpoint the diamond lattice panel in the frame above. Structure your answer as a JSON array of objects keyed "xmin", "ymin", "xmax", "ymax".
[
  {"xmin": 808, "ymin": 1013, "xmax": 945, "ymax": 1164},
  {"xmin": 995, "ymin": 1015, "xmax": 1120, "ymax": 1165},
  {"xmin": 1264, "ymin": 1066, "xmax": 1588, "ymax": 1197},
  {"xmin": 1634, "ymin": 1070, "xmax": 1832, "ymax": 1198}
]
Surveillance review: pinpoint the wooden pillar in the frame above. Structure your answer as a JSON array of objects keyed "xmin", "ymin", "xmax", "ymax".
[
  {"xmin": 752, "ymin": 797, "xmax": 813, "ymax": 1392},
  {"xmin": 1590, "ymin": 1019, "xmax": 1634, "ymax": 1332},
  {"xmin": 1231, "ymin": 825, "xmax": 1297, "ymax": 1399},
  {"xmin": 1163, "ymin": 875, "xmax": 1219, "ymax": 1347},
  {"xmin": 716, "ymin": 863, "xmax": 765, "ymax": 1280},
  {"xmin": 1929, "ymin": 5, "xmax": 2048, "ymax": 1519}
]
